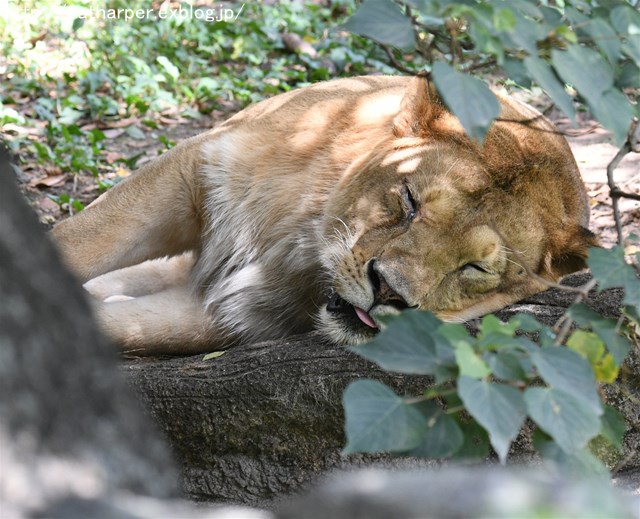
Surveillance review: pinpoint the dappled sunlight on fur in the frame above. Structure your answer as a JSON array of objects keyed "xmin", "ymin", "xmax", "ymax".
[{"xmin": 52, "ymin": 76, "xmax": 597, "ymax": 354}]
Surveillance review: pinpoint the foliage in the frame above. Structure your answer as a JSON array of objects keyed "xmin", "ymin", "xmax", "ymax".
[
  {"xmin": 344, "ymin": 0, "xmax": 639, "ymax": 144},
  {"xmin": 342, "ymin": 0, "xmax": 640, "ymax": 472},
  {"xmin": 343, "ymin": 248, "xmax": 639, "ymax": 472},
  {"xmin": 0, "ymin": 0, "xmax": 385, "ymax": 203}
]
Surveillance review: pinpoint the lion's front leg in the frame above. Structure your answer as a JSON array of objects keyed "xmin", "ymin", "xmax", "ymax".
[{"xmin": 91, "ymin": 285, "xmax": 228, "ymax": 355}]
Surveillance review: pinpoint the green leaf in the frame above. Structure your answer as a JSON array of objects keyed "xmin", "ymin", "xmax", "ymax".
[
  {"xmin": 567, "ymin": 329, "xmax": 619, "ymax": 383},
  {"xmin": 480, "ymin": 314, "xmax": 518, "ymax": 336},
  {"xmin": 525, "ymin": 387, "xmax": 601, "ymax": 453},
  {"xmin": 432, "ymin": 62, "xmax": 500, "ymax": 143},
  {"xmin": 72, "ymin": 17, "xmax": 85, "ymax": 32},
  {"xmin": 536, "ymin": 440, "xmax": 610, "ymax": 479},
  {"xmin": 568, "ymin": 303, "xmax": 631, "ymax": 366},
  {"xmin": 500, "ymin": 9, "xmax": 546, "ymax": 55},
  {"xmin": 617, "ymin": 62, "xmax": 640, "ymax": 89},
  {"xmin": 508, "ymin": 313, "xmax": 549, "ymax": 334},
  {"xmin": 477, "ymin": 314, "xmax": 521, "ymax": 351},
  {"xmin": 403, "ymin": 402, "xmax": 464, "ymax": 458},
  {"xmin": 202, "ymin": 351, "xmax": 225, "ymax": 361},
  {"xmin": 350, "ymin": 310, "xmax": 454, "ymax": 376},
  {"xmin": 599, "ymin": 405, "xmax": 627, "ymax": 452},
  {"xmin": 454, "ymin": 342, "xmax": 491, "ymax": 379},
  {"xmin": 487, "ymin": 352, "xmax": 527, "ymax": 382},
  {"xmin": 523, "ymin": 56, "xmax": 576, "ymax": 121},
  {"xmin": 344, "ymin": 0, "xmax": 415, "ymax": 51},
  {"xmin": 610, "ymin": 5, "xmax": 640, "ymax": 66},
  {"xmin": 552, "ymin": 45, "xmax": 613, "ymax": 107},
  {"xmin": 157, "ymin": 56, "xmax": 180, "ymax": 81},
  {"xmin": 590, "ymin": 88, "xmax": 634, "ymax": 146},
  {"xmin": 503, "ymin": 58, "xmax": 532, "ymax": 88},
  {"xmin": 567, "ymin": 330, "xmax": 605, "ymax": 364},
  {"xmin": 493, "ymin": 8, "xmax": 516, "ymax": 32},
  {"xmin": 583, "ymin": 18, "xmax": 621, "ymax": 64},
  {"xmin": 126, "ymin": 125, "xmax": 145, "ymax": 140},
  {"xmin": 457, "ymin": 376, "xmax": 526, "ymax": 463},
  {"xmin": 588, "ymin": 246, "xmax": 640, "ymax": 308},
  {"xmin": 531, "ymin": 347, "xmax": 602, "ymax": 415},
  {"xmin": 343, "ymin": 380, "xmax": 427, "ymax": 453},
  {"xmin": 452, "ymin": 418, "xmax": 490, "ymax": 460}
]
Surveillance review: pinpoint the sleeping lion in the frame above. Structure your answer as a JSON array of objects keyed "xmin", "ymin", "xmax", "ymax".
[{"xmin": 52, "ymin": 75, "xmax": 597, "ymax": 355}]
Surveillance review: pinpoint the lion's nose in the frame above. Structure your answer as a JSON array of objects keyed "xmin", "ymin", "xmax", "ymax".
[{"xmin": 367, "ymin": 259, "xmax": 410, "ymax": 310}]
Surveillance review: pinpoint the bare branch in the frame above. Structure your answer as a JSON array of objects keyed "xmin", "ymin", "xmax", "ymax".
[
  {"xmin": 379, "ymin": 44, "xmax": 428, "ymax": 77},
  {"xmin": 607, "ymin": 141, "xmax": 633, "ymax": 246},
  {"xmin": 553, "ymin": 278, "xmax": 598, "ymax": 344},
  {"xmin": 463, "ymin": 58, "xmax": 497, "ymax": 74}
]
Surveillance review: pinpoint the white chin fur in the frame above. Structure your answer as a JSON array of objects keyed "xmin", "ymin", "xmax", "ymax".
[{"xmin": 316, "ymin": 307, "xmax": 371, "ymax": 346}]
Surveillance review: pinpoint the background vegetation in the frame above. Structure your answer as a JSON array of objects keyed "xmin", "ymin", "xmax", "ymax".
[{"xmin": 0, "ymin": 0, "xmax": 385, "ymax": 212}]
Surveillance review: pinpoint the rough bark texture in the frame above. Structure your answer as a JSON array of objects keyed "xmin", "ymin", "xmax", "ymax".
[
  {"xmin": 123, "ymin": 272, "xmax": 640, "ymax": 506},
  {"xmin": 0, "ymin": 147, "xmax": 179, "ymax": 516}
]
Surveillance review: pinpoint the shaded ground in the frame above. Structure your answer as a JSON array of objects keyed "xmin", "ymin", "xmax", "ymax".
[{"xmin": 13, "ymin": 102, "xmax": 640, "ymax": 249}]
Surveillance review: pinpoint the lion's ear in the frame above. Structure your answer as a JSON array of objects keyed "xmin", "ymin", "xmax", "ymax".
[
  {"xmin": 544, "ymin": 226, "xmax": 600, "ymax": 279},
  {"xmin": 392, "ymin": 76, "xmax": 443, "ymax": 137}
]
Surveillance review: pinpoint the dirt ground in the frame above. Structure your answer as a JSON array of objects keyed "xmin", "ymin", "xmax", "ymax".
[{"xmin": 14, "ymin": 107, "xmax": 640, "ymax": 250}]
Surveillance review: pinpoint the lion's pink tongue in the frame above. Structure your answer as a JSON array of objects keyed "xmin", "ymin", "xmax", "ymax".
[{"xmin": 355, "ymin": 306, "xmax": 377, "ymax": 329}]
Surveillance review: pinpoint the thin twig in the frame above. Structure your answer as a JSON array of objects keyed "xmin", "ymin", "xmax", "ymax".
[
  {"xmin": 606, "ymin": 119, "xmax": 640, "ymax": 245},
  {"xmin": 463, "ymin": 57, "xmax": 497, "ymax": 74},
  {"xmin": 610, "ymin": 189, "xmax": 640, "ymax": 202},
  {"xmin": 379, "ymin": 44, "xmax": 427, "ymax": 76},
  {"xmin": 553, "ymin": 278, "xmax": 598, "ymax": 344},
  {"xmin": 606, "ymin": 140, "xmax": 632, "ymax": 245}
]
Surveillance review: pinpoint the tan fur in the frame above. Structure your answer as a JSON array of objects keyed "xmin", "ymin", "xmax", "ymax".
[{"xmin": 51, "ymin": 76, "xmax": 597, "ymax": 354}]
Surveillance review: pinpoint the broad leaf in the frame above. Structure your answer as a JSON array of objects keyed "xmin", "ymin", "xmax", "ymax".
[
  {"xmin": 610, "ymin": 5, "xmax": 640, "ymax": 66},
  {"xmin": 590, "ymin": 88, "xmax": 634, "ymax": 145},
  {"xmin": 454, "ymin": 342, "xmax": 491, "ymax": 379},
  {"xmin": 452, "ymin": 418, "xmax": 490, "ymax": 460},
  {"xmin": 343, "ymin": 380, "xmax": 427, "ymax": 453},
  {"xmin": 525, "ymin": 387, "xmax": 601, "ymax": 453},
  {"xmin": 552, "ymin": 45, "xmax": 613, "ymax": 107},
  {"xmin": 599, "ymin": 404, "xmax": 627, "ymax": 452},
  {"xmin": 508, "ymin": 313, "xmax": 548, "ymax": 333},
  {"xmin": 457, "ymin": 376, "xmax": 526, "ymax": 463},
  {"xmin": 588, "ymin": 246, "xmax": 640, "ymax": 309},
  {"xmin": 350, "ymin": 310, "xmax": 453, "ymax": 375},
  {"xmin": 156, "ymin": 56, "xmax": 180, "ymax": 80},
  {"xmin": 567, "ymin": 330, "xmax": 605, "ymax": 364},
  {"xmin": 531, "ymin": 347, "xmax": 602, "ymax": 415},
  {"xmin": 567, "ymin": 329, "xmax": 619, "ymax": 383},
  {"xmin": 568, "ymin": 304, "xmax": 631, "ymax": 366},
  {"xmin": 583, "ymin": 18, "xmax": 621, "ymax": 64},
  {"xmin": 500, "ymin": 9, "xmax": 546, "ymax": 55},
  {"xmin": 432, "ymin": 62, "xmax": 500, "ymax": 143},
  {"xmin": 487, "ymin": 352, "xmax": 527, "ymax": 382},
  {"xmin": 404, "ymin": 401, "xmax": 464, "ymax": 458},
  {"xmin": 523, "ymin": 56, "xmax": 576, "ymax": 121},
  {"xmin": 344, "ymin": 0, "xmax": 415, "ymax": 51},
  {"xmin": 536, "ymin": 440, "xmax": 610, "ymax": 479}
]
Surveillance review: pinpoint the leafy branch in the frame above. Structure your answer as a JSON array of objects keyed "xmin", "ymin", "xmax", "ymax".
[
  {"xmin": 342, "ymin": 0, "xmax": 640, "ymax": 474},
  {"xmin": 343, "ymin": 247, "xmax": 638, "ymax": 473}
]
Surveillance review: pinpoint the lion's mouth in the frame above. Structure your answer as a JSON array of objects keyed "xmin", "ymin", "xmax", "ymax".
[{"xmin": 326, "ymin": 291, "xmax": 379, "ymax": 332}]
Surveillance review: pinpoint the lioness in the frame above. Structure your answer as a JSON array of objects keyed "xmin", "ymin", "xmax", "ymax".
[{"xmin": 52, "ymin": 75, "xmax": 596, "ymax": 355}]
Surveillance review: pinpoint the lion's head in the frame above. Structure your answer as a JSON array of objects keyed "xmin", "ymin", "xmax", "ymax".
[{"xmin": 317, "ymin": 77, "xmax": 597, "ymax": 345}]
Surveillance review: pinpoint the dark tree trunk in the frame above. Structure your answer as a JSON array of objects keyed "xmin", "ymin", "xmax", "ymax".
[{"xmin": 0, "ymin": 147, "xmax": 179, "ymax": 516}]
